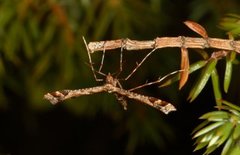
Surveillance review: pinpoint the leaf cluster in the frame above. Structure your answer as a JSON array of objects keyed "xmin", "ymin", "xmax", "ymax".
[
  {"xmin": 192, "ymin": 103, "xmax": 240, "ymax": 155},
  {"xmin": 157, "ymin": 15, "xmax": 240, "ymax": 154},
  {"xmin": 165, "ymin": 15, "xmax": 240, "ymax": 155}
]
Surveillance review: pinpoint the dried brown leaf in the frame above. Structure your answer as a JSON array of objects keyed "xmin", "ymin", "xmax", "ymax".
[
  {"xmin": 179, "ymin": 47, "xmax": 189, "ymax": 89},
  {"xmin": 184, "ymin": 20, "xmax": 208, "ymax": 38}
]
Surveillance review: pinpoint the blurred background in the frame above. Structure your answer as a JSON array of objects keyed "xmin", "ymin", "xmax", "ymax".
[{"xmin": 0, "ymin": 0, "xmax": 240, "ymax": 154}]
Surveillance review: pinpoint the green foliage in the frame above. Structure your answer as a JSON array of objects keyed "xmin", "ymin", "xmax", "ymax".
[
  {"xmin": 190, "ymin": 14, "xmax": 240, "ymax": 154},
  {"xmin": 220, "ymin": 14, "xmax": 240, "ymax": 38},
  {"xmin": 224, "ymin": 51, "xmax": 236, "ymax": 93},
  {"xmin": 188, "ymin": 57, "xmax": 218, "ymax": 102},
  {"xmin": 192, "ymin": 102, "xmax": 240, "ymax": 155},
  {"xmin": 159, "ymin": 14, "xmax": 240, "ymax": 154},
  {"xmin": 0, "ymin": 0, "xmax": 82, "ymax": 109}
]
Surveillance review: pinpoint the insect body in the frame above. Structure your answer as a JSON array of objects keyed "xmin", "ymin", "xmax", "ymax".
[{"xmin": 44, "ymin": 74, "xmax": 176, "ymax": 114}]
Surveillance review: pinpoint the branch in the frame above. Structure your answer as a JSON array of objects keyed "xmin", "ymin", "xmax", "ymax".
[{"xmin": 87, "ymin": 37, "xmax": 240, "ymax": 53}]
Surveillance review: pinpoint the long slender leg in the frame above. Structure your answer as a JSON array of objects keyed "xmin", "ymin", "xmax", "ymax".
[
  {"xmin": 124, "ymin": 48, "xmax": 157, "ymax": 80},
  {"xmin": 98, "ymin": 48, "xmax": 105, "ymax": 73},
  {"xmin": 83, "ymin": 37, "xmax": 104, "ymax": 81},
  {"xmin": 113, "ymin": 78, "xmax": 128, "ymax": 110},
  {"xmin": 115, "ymin": 40, "xmax": 125, "ymax": 78},
  {"xmin": 128, "ymin": 70, "xmax": 183, "ymax": 91},
  {"xmin": 114, "ymin": 93, "xmax": 128, "ymax": 110},
  {"xmin": 119, "ymin": 42, "xmax": 124, "ymax": 74}
]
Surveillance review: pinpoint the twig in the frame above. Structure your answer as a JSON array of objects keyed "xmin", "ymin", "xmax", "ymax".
[{"xmin": 87, "ymin": 37, "xmax": 240, "ymax": 53}]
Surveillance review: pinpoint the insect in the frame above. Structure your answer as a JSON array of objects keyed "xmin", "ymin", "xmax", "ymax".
[{"xmin": 44, "ymin": 37, "xmax": 177, "ymax": 114}]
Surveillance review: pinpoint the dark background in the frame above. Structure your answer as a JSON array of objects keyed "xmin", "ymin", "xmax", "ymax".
[{"xmin": 0, "ymin": 0, "xmax": 240, "ymax": 154}]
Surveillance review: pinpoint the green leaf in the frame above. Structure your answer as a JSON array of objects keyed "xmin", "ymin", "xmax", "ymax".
[
  {"xmin": 32, "ymin": 49, "xmax": 53, "ymax": 80},
  {"xmin": 208, "ymin": 135, "xmax": 220, "ymax": 147},
  {"xmin": 22, "ymin": 26, "xmax": 34, "ymax": 59},
  {"xmin": 221, "ymin": 22, "xmax": 240, "ymax": 30},
  {"xmin": 189, "ymin": 60, "xmax": 208, "ymax": 72},
  {"xmin": 221, "ymin": 137, "xmax": 233, "ymax": 155},
  {"xmin": 229, "ymin": 145, "xmax": 240, "ymax": 155},
  {"xmin": 194, "ymin": 49, "xmax": 209, "ymax": 59},
  {"xmin": 200, "ymin": 111, "xmax": 229, "ymax": 122},
  {"xmin": 220, "ymin": 14, "xmax": 240, "ymax": 37},
  {"xmin": 211, "ymin": 69, "xmax": 222, "ymax": 106},
  {"xmin": 193, "ymin": 121, "xmax": 232, "ymax": 154},
  {"xmin": 193, "ymin": 121, "xmax": 224, "ymax": 138},
  {"xmin": 194, "ymin": 141, "xmax": 209, "ymax": 152},
  {"xmin": 0, "ymin": 5, "xmax": 15, "ymax": 28},
  {"xmin": 222, "ymin": 100, "xmax": 240, "ymax": 111},
  {"xmin": 93, "ymin": 4, "xmax": 115, "ymax": 39},
  {"xmin": 204, "ymin": 144, "xmax": 219, "ymax": 155},
  {"xmin": 200, "ymin": 132, "xmax": 215, "ymax": 143},
  {"xmin": 216, "ymin": 122, "xmax": 233, "ymax": 147},
  {"xmin": 37, "ymin": 20, "xmax": 57, "ymax": 52},
  {"xmin": 193, "ymin": 133, "xmax": 212, "ymax": 152},
  {"xmin": 224, "ymin": 52, "xmax": 236, "ymax": 93},
  {"xmin": 192, "ymin": 120, "xmax": 210, "ymax": 134},
  {"xmin": 233, "ymin": 124, "xmax": 240, "ymax": 140},
  {"xmin": 3, "ymin": 21, "xmax": 21, "ymax": 63},
  {"xmin": 188, "ymin": 58, "xmax": 217, "ymax": 102},
  {"xmin": 230, "ymin": 27, "xmax": 240, "ymax": 36},
  {"xmin": 28, "ymin": 18, "xmax": 40, "ymax": 40},
  {"xmin": 229, "ymin": 109, "xmax": 240, "ymax": 117}
]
